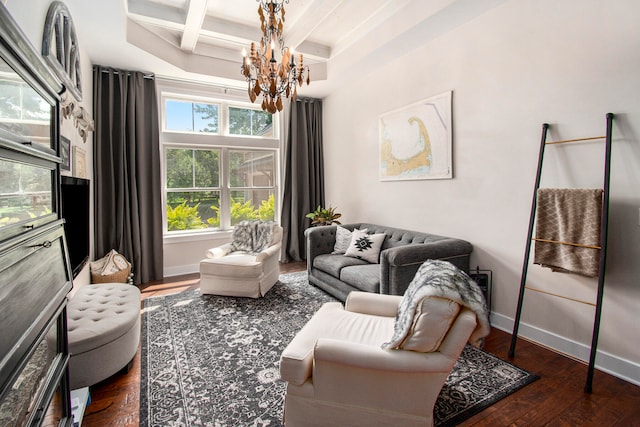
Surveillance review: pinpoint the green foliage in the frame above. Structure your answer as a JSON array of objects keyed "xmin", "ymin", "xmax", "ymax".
[
  {"xmin": 207, "ymin": 195, "xmax": 275, "ymax": 227},
  {"xmin": 305, "ymin": 205, "xmax": 342, "ymax": 226},
  {"xmin": 167, "ymin": 202, "xmax": 207, "ymax": 231},
  {"xmin": 231, "ymin": 199, "xmax": 259, "ymax": 223},
  {"xmin": 166, "ymin": 148, "xmax": 220, "ymax": 189},
  {"xmin": 257, "ymin": 194, "xmax": 275, "ymax": 220},
  {"xmin": 207, "ymin": 205, "xmax": 221, "ymax": 227}
]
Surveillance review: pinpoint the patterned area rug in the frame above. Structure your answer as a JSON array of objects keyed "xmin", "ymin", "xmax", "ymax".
[{"xmin": 140, "ymin": 272, "xmax": 538, "ymax": 426}]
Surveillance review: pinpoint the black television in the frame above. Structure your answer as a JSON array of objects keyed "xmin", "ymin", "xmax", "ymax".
[{"xmin": 60, "ymin": 176, "xmax": 90, "ymax": 278}]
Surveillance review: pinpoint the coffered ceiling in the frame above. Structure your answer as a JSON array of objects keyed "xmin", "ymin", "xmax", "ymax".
[{"xmin": 65, "ymin": 0, "xmax": 507, "ymax": 97}]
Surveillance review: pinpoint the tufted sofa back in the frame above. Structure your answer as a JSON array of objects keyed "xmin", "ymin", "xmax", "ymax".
[{"xmin": 342, "ymin": 223, "xmax": 452, "ymax": 251}]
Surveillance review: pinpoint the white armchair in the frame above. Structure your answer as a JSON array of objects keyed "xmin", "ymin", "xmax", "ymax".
[
  {"xmin": 199, "ymin": 224, "xmax": 282, "ymax": 298},
  {"xmin": 279, "ymin": 291, "xmax": 479, "ymax": 426}
]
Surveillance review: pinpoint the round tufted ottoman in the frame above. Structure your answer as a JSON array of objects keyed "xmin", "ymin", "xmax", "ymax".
[{"xmin": 67, "ymin": 283, "xmax": 141, "ymax": 389}]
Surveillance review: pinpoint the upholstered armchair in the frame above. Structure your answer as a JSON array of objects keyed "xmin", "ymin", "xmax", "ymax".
[
  {"xmin": 279, "ymin": 291, "xmax": 480, "ymax": 427},
  {"xmin": 199, "ymin": 222, "xmax": 283, "ymax": 298}
]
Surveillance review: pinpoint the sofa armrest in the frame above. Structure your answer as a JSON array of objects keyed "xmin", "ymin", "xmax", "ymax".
[
  {"xmin": 314, "ymin": 338, "xmax": 454, "ymax": 373},
  {"xmin": 382, "ymin": 239, "xmax": 472, "ymax": 266},
  {"xmin": 206, "ymin": 243, "xmax": 233, "ymax": 259},
  {"xmin": 344, "ymin": 292, "xmax": 402, "ymax": 318},
  {"xmin": 312, "ymin": 338, "xmax": 455, "ymax": 410},
  {"xmin": 304, "ymin": 225, "xmax": 337, "ymax": 272},
  {"xmin": 255, "ymin": 241, "xmax": 282, "ymax": 263},
  {"xmin": 380, "ymin": 239, "xmax": 473, "ymax": 295}
]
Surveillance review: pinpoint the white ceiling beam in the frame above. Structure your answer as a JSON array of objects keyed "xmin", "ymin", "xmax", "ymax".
[
  {"xmin": 200, "ymin": 17, "xmax": 261, "ymax": 47},
  {"xmin": 284, "ymin": 0, "xmax": 345, "ymax": 53},
  {"xmin": 127, "ymin": 0, "xmax": 184, "ymax": 27},
  {"xmin": 193, "ymin": 42, "xmax": 246, "ymax": 63},
  {"xmin": 296, "ymin": 40, "xmax": 330, "ymax": 61},
  {"xmin": 180, "ymin": 0, "xmax": 208, "ymax": 51}
]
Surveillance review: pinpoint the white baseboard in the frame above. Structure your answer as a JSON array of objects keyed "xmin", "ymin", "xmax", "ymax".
[
  {"xmin": 163, "ymin": 263, "xmax": 200, "ymax": 278},
  {"xmin": 490, "ymin": 312, "xmax": 640, "ymax": 387}
]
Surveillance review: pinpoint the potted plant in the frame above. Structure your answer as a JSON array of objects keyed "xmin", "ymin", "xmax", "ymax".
[{"xmin": 306, "ymin": 205, "xmax": 342, "ymax": 226}]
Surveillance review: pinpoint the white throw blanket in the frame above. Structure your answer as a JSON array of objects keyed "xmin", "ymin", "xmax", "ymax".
[
  {"xmin": 229, "ymin": 220, "xmax": 275, "ymax": 253},
  {"xmin": 383, "ymin": 260, "xmax": 491, "ymax": 349}
]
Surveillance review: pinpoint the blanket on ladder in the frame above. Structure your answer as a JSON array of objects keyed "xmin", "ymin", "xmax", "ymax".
[
  {"xmin": 383, "ymin": 260, "xmax": 491, "ymax": 349},
  {"xmin": 533, "ymin": 188, "xmax": 603, "ymax": 278}
]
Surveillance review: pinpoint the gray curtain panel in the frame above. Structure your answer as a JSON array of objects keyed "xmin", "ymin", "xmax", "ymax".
[
  {"xmin": 93, "ymin": 65, "xmax": 163, "ymax": 285},
  {"xmin": 281, "ymin": 98, "xmax": 325, "ymax": 261}
]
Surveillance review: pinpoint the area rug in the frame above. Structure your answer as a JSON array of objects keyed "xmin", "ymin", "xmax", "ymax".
[{"xmin": 140, "ymin": 271, "xmax": 538, "ymax": 426}]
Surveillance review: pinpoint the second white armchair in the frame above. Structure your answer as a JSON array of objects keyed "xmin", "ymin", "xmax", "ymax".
[{"xmin": 199, "ymin": 222, "xmax": 282, "ymax": 298}]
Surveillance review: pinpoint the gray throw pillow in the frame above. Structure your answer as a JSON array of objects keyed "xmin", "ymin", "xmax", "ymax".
[{"xmin": 332, "ymin": 226, "xmax": 352, "ymax": 254}]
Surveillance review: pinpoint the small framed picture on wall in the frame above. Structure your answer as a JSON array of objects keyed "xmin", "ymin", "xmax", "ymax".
[
  {"xmin": 60, "ymin": 136, "xmax": 71, "ymax": 171},
  {"xmin": 73, "ymin": 146, "xmax": 86, "ymax": 178}
]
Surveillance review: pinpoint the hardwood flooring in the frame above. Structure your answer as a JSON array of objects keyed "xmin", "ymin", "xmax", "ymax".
[{"xmin": 80, "ymin": 262, "xmax": 640, "ymax": 426}]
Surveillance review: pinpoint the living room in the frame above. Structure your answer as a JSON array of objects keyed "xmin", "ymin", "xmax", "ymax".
[{"xmin": 2, "ymin": 0, "xmax": 640, "ymax": 425}]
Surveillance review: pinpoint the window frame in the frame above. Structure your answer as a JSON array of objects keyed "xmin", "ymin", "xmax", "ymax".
[{"xmin": 160, "ymin": 90, "xmax": 280, "ymax": 237}]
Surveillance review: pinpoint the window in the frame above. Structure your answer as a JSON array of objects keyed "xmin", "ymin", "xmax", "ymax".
[
  {"xmin": 162, "ymin": 93, "xmax": 278, "ymax": 234},
  {"xmin": 229, "ymin": 150, "xmax": 275, "ymax": 226},
  {"xmin": 165, "ymin": 148, "xmax": 220, "ymax": 231},
  {"xmin": 165, "ymin": 99, "xmax": 219, "ymax": 133},
  {"xmin": 228, "ymin": 107, "xmax": 273, "ymax": 137}
]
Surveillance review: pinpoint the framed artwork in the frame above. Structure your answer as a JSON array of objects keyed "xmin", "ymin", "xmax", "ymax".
[
  {"xmin": 60, "ymin": 136, "xmax": 71, "ymax": 171},
  {"xmin": 379, "ymin": 91, "xmax": 453, "ymax": 181},
  {"xmin": 73, "ymin": 146, "xmax": 86, "ymax": 178}
]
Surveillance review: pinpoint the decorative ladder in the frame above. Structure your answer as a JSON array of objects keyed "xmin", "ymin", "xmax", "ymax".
[{"xmin": 508, "ymin": 113, "xmax": 614, "ymax": 393}]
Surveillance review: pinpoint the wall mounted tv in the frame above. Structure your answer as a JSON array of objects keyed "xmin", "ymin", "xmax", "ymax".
[{"xmin": 60, "ymin": 176, "xmax": 90, "ymax": 278}]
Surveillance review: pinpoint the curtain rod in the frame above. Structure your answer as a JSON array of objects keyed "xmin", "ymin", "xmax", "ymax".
[
  {"xmin": 155, "ymin": 74, "xmax": 245, "ymax": 94},
  {"xmin": 94, "ymin": 65, "xmax": 154, "ymax": 79}
]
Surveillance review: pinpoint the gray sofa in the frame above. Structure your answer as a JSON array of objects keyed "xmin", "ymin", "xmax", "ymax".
[{"xmin": 305, "ymin": 223, "xmax": 473, "ymax": 302}]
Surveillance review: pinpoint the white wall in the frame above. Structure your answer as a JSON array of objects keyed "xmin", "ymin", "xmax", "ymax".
[
  {"xmin": 323, "ymin": 0, "xmax": 640, "ymax": 384},
  {"xmin": 6, "ymin": 0, "xmax": 96, "ymax": 291}
]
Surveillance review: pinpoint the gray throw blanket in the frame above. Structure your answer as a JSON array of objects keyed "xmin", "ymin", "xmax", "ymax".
[
  {"xmin": 534, "ymin": 188, "xmax": 603, "ymax": 278},
  {"xmin": 383, "ymin": 260, "xmax": 491, "ymax": 349},
  {"xmin": 230, "ymin": 220, "xmax": 275, "ymax": 253}
]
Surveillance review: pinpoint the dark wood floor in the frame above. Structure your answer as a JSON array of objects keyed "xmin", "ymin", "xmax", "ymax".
[{"xmin": 80, "ymin": 262, "xmax": 640, "ymax": 427}]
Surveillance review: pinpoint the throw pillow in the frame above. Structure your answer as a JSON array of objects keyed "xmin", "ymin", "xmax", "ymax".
[
  {"xmin": 332, "ymin": 226, "xmax": 369, "ymax": 254},
  {"xmin": 332, "ymin": 226, "xmax": 353, "ymax": 254},
  {"xmin": 398, "ymin": 297, "xmax": 461, "ymax": 352},
  {"xmin": 230, "ymin": 221, "xmax": 256, "ymax": 252},
  {"xmin": 344, "ymin": 229, "xmax": 386, "ymax": 263},
  {"xmin": 253, "ymin": 221, "xmax": 275, "ymax": 252},
  {"xmin": 229, "ymin": 220, "xmax": 276, "ymax": 253}
]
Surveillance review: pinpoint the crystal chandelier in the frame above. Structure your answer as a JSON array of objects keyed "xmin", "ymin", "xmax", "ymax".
[{"xmin": 241, "ymin": 0, "xmax": 310, "ymax": 114}]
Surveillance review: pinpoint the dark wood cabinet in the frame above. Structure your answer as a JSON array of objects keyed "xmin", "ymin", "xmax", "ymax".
[{"xmin": 0, "ymin": 3, "xmax": 73, "ymax": 426}]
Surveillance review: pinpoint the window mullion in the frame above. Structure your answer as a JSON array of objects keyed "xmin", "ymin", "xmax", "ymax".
[
  {"xmin": 220, "ymin": 148, "xmax": 230, "ymax": 230},
  {"xmin": 192, "ymin": 149, "xmax": 196, "ymax": 187}
]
